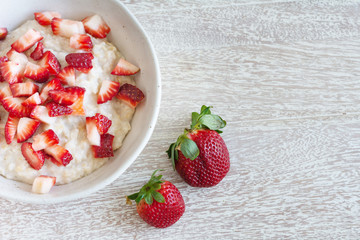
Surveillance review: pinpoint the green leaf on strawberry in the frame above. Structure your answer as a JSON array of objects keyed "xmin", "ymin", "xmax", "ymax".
[
  {"xmin": 127, "ymin": 169, "xmax": 165, "ymax": 205},
  {"xmin": 191, "ymin": 105, "xmax": 226, "ymax": 131},
  {"xmin": 198, "ymin": 114, "xmax": 226, "ymax": 132},
  {"xmin": 201, "ymin": 105, "xmax": 211, "ymax": 115},
  {"xmin": 151, "ymin": 191, "xmax": 165, "ymax": 203},
  {"xmin": 190, "ymin": 112, "xmax": 200, "ymax": 129},
  {"xmin": 180, "ymin": 138, "xmax": 199, "ymax": 160},
  {"xmin": 167, "ymin": 142, "xmax": 177, "ymax": 169}
]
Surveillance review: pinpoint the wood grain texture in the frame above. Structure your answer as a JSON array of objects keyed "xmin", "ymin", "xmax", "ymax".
[{"xmin": 1, "ymin": 0, "xmax": 360, "ymax": 239}]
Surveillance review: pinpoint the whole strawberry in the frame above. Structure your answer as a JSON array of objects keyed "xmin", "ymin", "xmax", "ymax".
[
  {"xmin": 167, "ymin": 105, "xmax": 230, "ymax": 187},
  {"xmin": 127, "ymin": 170, "xmax": 185, "ymax": 228}
]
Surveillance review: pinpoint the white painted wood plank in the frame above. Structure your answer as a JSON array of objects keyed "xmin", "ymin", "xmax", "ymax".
[{"xmin": 131, "ymin": 0, "xmax": 360, "ymax": 51}]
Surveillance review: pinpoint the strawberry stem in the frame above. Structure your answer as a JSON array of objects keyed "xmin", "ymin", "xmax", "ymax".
[{"xmin": 127, "ymin": 170, "xmax": 165, "ymax": 205}]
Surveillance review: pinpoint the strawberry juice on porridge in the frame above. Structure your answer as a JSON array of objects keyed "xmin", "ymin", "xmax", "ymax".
[{"xmin": 0, "ymin": 12, "xmax": 144, "ymax": 189}]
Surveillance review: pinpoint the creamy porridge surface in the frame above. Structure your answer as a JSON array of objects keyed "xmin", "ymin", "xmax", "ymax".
[{"xmin": 0, "ymin": 20, "xmax": 136, "ymax": 184}]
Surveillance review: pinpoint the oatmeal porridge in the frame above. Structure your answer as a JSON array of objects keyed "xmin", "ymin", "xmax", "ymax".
[{"xmin": 0, "ymin": 12, "xmax": 144, "ymax": 190}]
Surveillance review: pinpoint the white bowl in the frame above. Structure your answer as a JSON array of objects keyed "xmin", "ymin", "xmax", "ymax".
[{"xmin": 0, "ymin": 0, "xmax": 161, "ymax": 203}]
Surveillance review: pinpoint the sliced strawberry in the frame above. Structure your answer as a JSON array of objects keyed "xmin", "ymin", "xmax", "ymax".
[
  {"xmin": 0, "ymin": 84, "xmax": 12, "ymax": 102},
  {"xmin": 21, "ymin": 142, "xmax": 45, "ymax": 170},
  {"xmin": 0, "ymin": 28, "xmax": 7, "ymax": 40},
  {"xmin": 2, "ymin": 97, "xmax": 32, "ymax": 117},
  {"xmin": 0, "ymin": 61, "xmax": 23, "ymax": 84},
  {"xmin": 5, "ymin": 51, "xmax": 27, "ymax": 84},
  {"xmin": 69, "ymin": 98, "xmax": 85, "ymax": 116},
  {"xmin": 23, "ymin": 62, "xmax": 50, "ymax": 83},
  {"xmin": 51, "ymin": 18, "xmax": 85, "ymax": 38},
  {"xmin": 38, "ymin": 51, "xmax": 61, "ymax": 75},
  {"xmin": 0, "ymin": 56, "xmax": 9, "ymax": 82},
  {"xmin": 0, "ymin": 56, "xmax": 8, "ymax": 62},
  {"xmin": 94, "ymin": 113, "xmax": 112, "ymax": 134},
  {"xmin": 116, "ymin": 83, "xmax": 145, "ymax": 108},
  {"xmin": 65, "ymin": 52, "xmax": 93, "ymax": 73},
  {"xmin": 11, "ymin": 29, "xmax": 43, "ymax": 53},
  {"xmin": 17, "ymin": 117, "xmax": 40, "ymax": 142},
  {"xmin": 46, "ymin": 101, "xmax": 73, "ymax": 117},
  {"xmin": 56, "ymin": 66, "xmax": 75, "ymax": 86},
  {"xmin": 30, "ymin": 42, "xmax": 44, "ymax": 61},
  {"xmin": 3, "ymin": 50, "xmax": 27, "ymax": 81},
  {"xmin": 111, "ymin": 58, "xmax": 140, "ymax": 76},
  {"xmin": 91, "ymin": 133, "xmax": 114, "ymax": 158},
  {"xmin": 39, "ymin": 78, "xmax": 63, "ymax": 103},
  {"xmin": 97, "ymin": 80, "xmax": 120, "ymax": 104},
  {"xmin": 5, "ymin": 115, "xmax": 19, "ymax": 144},
  {"xmin": 34, "ymin": 11, "xmax": 61, "ymax": 26},
  {"xmin": 69, "ymin": 34, "xmax": 93, "ymax": 51},
  {"xmin": 48, "ymin": 86, "xmax": 85, "ymax": 105},
  {"xmin": 22, "ymin": 92, "xmax": 42, "ymax": 107},
  {"xmin": 82, "ymin": 14, "xmax": 110, "ymax": 39},
  {"xmin": 45, "ymin": 153, "xmax": 62, "ymax": 167},
  {"xmin": 30, "ymin": 105, "xmax": 53, "ymax": 124},
  {"xmin": 44, "ymin": 144, "xmax": 73, "ymax": 166},
  {"xmin": 48, "ymin": 86, "xmax": 86, "ymax": 116},
  {"xmin": 6, "ymin": 49, "xmax": 28, "ymax": 67},
  {"xmin": 32, "ymin": 175, "xmax": 56, "ymax": 194},
  {"xmin": 86, "ymin": 117, "xmax": 101, "ymax": 146},
  {"xmin": 32, "ymin": 129, "xmax": 59, "ymax": 151},
  {"xmin": 10, "ymin": 82, "xmax": 39, "ymax": 97}
]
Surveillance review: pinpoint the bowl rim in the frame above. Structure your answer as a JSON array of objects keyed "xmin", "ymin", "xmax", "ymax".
[{"xmin": 0, "ymin": 0, "xmax": 161, "ymax": 204}]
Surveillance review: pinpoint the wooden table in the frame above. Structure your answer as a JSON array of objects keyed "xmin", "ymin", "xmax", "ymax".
[{"xmin": 1, "ymin": 0, "xmax": 360, "ymax": 239}]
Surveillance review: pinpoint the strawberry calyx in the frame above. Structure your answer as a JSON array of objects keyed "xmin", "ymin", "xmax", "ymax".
[
  {"xmin": 167, "ymin": 105, "xmax": 226, "ymax": 169},
  {"xmin": 127, "ymin": 170, "xmax": 165, "ymax": 205},
  {"xmin": 190, "ymin": 105, "xmax": 226, "ymax": 133}
]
